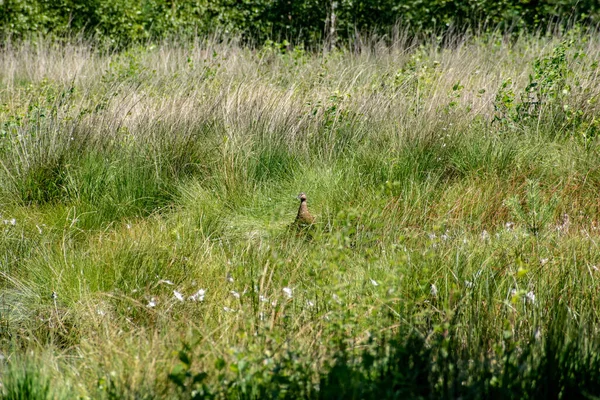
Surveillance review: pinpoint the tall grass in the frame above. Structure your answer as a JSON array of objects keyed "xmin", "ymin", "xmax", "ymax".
[{"xmin": 1, "ymin": 30, "xmax": 600, "ymax": 397}]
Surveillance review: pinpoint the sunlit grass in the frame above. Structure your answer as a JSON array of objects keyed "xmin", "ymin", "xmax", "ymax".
[{"xmin": 1, "ymin": 30, "xmax": 600, "ymax": 397}]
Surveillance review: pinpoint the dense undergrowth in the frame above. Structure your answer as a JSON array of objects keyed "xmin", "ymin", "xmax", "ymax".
[
  {"xmin": 3, "ymin": 0, "xmax": 599, "ymax": 45},
  {"xmin": 1, "ymin": 30, "xmax": 600, "ymax": 398}
]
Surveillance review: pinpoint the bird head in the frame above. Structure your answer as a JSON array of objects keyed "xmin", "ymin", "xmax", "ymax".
[{"xmin": 297, "ymin": 193, "xmax": 307, "ymax": 202}]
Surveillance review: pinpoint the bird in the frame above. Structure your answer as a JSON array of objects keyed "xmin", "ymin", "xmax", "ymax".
[{"xmin": 294, "ymin": 192, "xmax": 315, "ymax": 228}]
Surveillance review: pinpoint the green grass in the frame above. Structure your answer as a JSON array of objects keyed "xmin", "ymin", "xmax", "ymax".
[{"xmin": 1, "ymin": 31, "xmax": 600, "ymax": 398}]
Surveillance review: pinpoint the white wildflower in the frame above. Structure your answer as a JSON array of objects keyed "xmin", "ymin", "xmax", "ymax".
[
  {"xmin": 428, "ymin": 233, "xmax": 436, "ymax": 240},
  {"xmin": 481, "ymin": 230, "xmax": 490, "ymax": 241},
  {"xmin": 307, "ymin": 300, "xmax": 315, "ymax": 307},
  {"xmin": 147, "ymin": 298, "xmax": 157, "ymax": 308},
  {"xmin": 540, "ymin": 258, "xmax": 549, "ymax": 266},
  {"xmin": 230, "ymin": 290, "xmax": 240, "ymax": 299},
  {"xmin": 259, "ymin": 295, "xmax": 268, "ymax": 303},
  {"xmin": 370, "ymin": 279, "xmax": 379, "ymax": 287},
  {"xmin": 227, "ymin": 273, "xmax": 234, "ymax": 283},
  {"xmin": 223, "ymin": 306, "xmax": 236, "ymax": 312},
  {"xmin": 441, "ymin": 233, "xmax": 449, "ymax": 241},
  {"xmin": 526, "ymin": 291, "xmax": 535, "ymax": 304},
  {"xmin": 283, "ymin": 287, "xmax": 293, "ymax": 299},
  {"xmin": 430, "ymin": 284, "xmax": 438, "ymax": 297},
  {"xmin": 173, "ymin": 290, "xmax": 184, "ymax": 302},
  {"xmin": 505, "ymin": 222, "xmax": 514, "ymax": 230},
  {"xmin": 189, "ymin": 289, "xmax": 206, "ymax": 302}
]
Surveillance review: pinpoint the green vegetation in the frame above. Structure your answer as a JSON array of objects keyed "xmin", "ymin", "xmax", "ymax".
[
  {"xmin": 2, "ymin": 0, "xmax": 600, "ymax": 45},
  {"xmin": 1, "ymin": 29, "xmax": 600, "ymax": 398}
]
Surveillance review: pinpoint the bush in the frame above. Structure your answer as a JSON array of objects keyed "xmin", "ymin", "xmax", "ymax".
[{"xmin": 2, "ymin": 0, "xmax": 600, "ymax": 45}]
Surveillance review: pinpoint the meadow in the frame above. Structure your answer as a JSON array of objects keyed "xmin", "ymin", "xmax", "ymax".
[{"xmin": 1, "ymin": 29, "xmax": 600, "ymax": 398}]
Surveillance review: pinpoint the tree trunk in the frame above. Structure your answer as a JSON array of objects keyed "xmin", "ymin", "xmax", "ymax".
[{"xmin": 327, "ymin": 0, "xmax": 338, "ymax": 52}]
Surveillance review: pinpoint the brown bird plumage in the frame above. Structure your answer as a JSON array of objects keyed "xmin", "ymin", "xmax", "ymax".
[{"xmin": 295, "ymin": 192, "xmax": 315, "ymax": 227}]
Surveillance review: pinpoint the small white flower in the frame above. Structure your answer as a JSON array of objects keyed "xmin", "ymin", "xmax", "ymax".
[
  {"xmin": 51, "ymin": 291, "xmax": 58, "ymax": 300},
  {"xmin": 230, "ymin": 290, "xmax": 240, "ymax": 299},
  {"xmin": 526, "ymin": 291, "xmax": 535, "ymax": 304},
  {"xmin": 441, "ymin": 233, "xmax": 449, "ymax": 241},
  {"xmin": 332, "ymin": 294, "xmax": 342, "ymax": 304},
  {"xmin": 227, "ymin": 273, "xmax": 234, "ymax": 283},
  {"xmin": 147, "ymin": 298, "xmax": 157, "ymax": 308},
  {"xmin": 158, "ymin": 279, "xmax": 174, "ymax": 285},
  {"xmin": 283, "ymin": 287, "xmax": 293, "ymax": 299},
  {"xmin": 271, "ymin": 300, "xmax": 278, "ymax": 307},
  {"xmin": 465, "ymin": 280, "xmax": 473, "ymax": 289},
  {"xmin": 540, "ymin": 258, "xmax": 549, "ymax": 266},
  {"xmin": 173, "ymin": 290, "xmax": 184, "ymax": 302},
  {"xmin": 307, "ymin": 300, "xmax": 315, "ymax": 307},
  {"xmin": 370, "ymin": 279, "xmax": 379, "ymax": 287},
  {"xmin": 430, "ymin": 284, "xmax": 438, "ymax": 297},
  {"xmin": 505, "ymin": 222, "xmax": 514, "ymax": 230},
  {"xmin": 97, "ymin": 309, "xmax": 106, "ymax": 316},
  {"xmin": 223, "ymin": 306, "xmax": 236, "ymax": 312},
  {"xmin": 428, "ymin": 233, "xmax": 436, "ymax": 240},
  {"xmin": 189, "ymin": 289, "xmax": 206, "ymax": 302},
  {"xmin": 481, "ymin": 230, "xmax": 490, "ymax": 241},
  {"xmin": 259, "ymin": 295, "xmax": 268, "ymax": 303},
  {"xmin": 9, "ymin": 219, "xmax": 16, "ymax": 226},
  {"xmin": 126, "ymin": 224, "xmax": 132, "ymax": 230}
]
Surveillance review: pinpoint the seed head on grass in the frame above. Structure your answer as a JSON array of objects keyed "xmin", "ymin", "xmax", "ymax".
[{"xmin": 189, "ymin": 289, "xmax": 206, "ymax": 302}]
